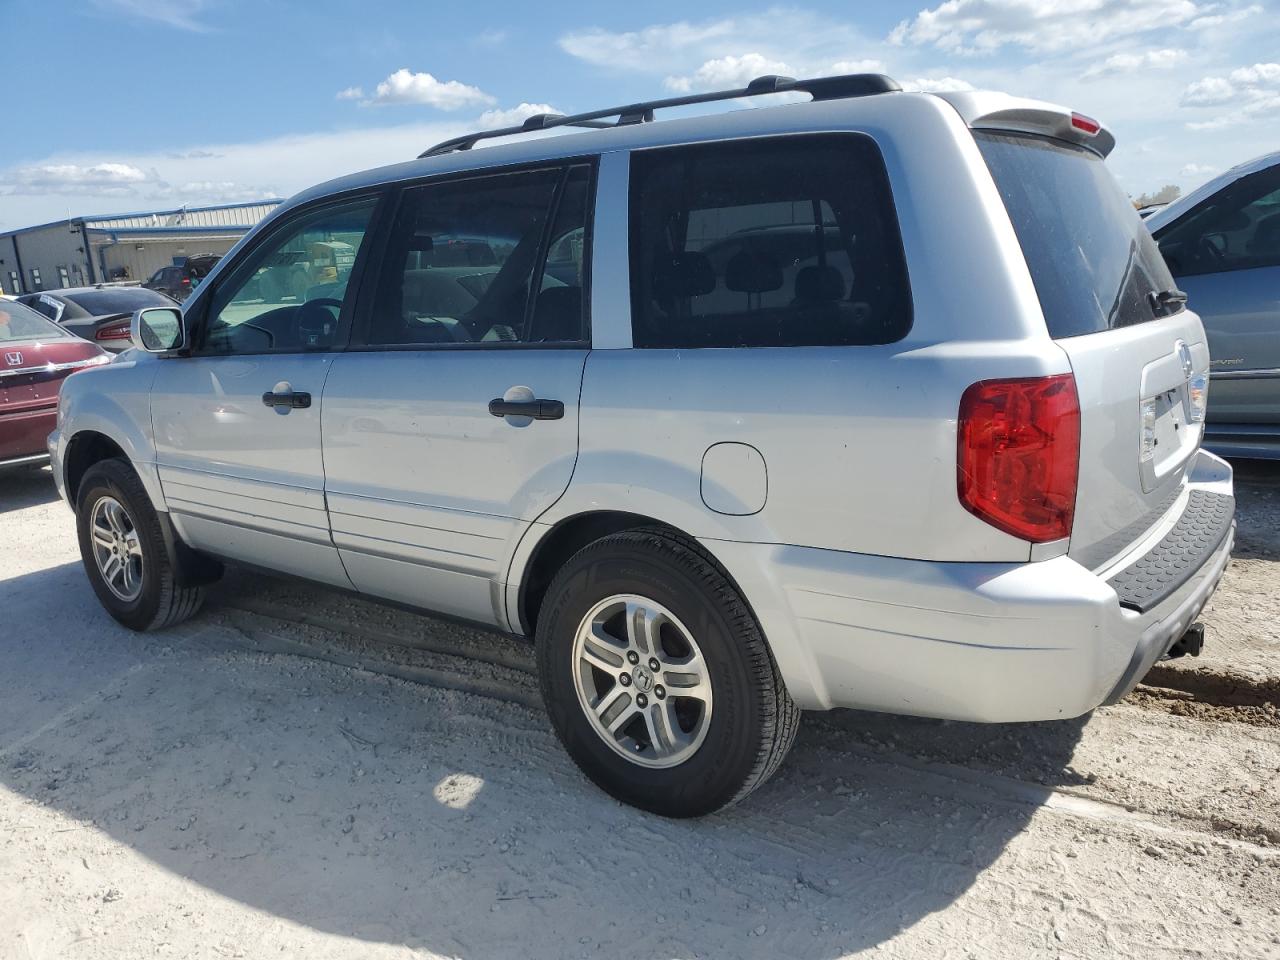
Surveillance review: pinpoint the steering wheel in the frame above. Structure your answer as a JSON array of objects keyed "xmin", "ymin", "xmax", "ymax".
[{"xmin": 293, "ymin": 297, "xmax": 343, "ymax": 349}]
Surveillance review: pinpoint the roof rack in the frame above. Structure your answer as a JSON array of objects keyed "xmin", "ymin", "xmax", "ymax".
[{"xmin": 418, "ymin": 72, "xmax": 901, "ymax": 159}]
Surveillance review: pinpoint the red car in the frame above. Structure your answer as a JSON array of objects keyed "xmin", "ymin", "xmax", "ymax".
[{"xmin": 0, "ymin": 300, "xmax": 110, "ymax": 469}]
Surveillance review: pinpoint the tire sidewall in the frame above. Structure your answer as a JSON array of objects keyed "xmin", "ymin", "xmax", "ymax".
[
  {"xmin": 538, "ymin": 536, "xmax": 768, "ymax": 817},
  {"xmin": 76, "ymin": 461, "xmax": 169, "ymax": 631}
]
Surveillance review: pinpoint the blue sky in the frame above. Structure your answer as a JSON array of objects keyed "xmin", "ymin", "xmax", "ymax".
[{"xmin": 2, "ymin": 0, "xmax": 1278, "ymax": 229}]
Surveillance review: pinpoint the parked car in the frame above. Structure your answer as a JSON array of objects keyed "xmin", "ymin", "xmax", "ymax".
[
  {"xmin": 143, "ymin": 255, "xmax": 221, "ymax": 302},
  {"xmin": 0, "ymin": 300, "xmax": 109, "ymax": 469},
  {"xmin": 49, "ymin": 75, "xmax": 1235, "ymax": 817},
  {"xmin": 1145, "ymin": 151, "xmax": 1280, "ymax": 459},
  {"xmin": 18, "ymin": 285, "xmax": 179, "ymax": 352}
]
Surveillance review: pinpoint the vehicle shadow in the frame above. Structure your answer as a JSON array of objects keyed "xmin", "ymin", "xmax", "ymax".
[
  {"xmin": 0, "ymin": 561, "xmax": 1087, "ymax": 958},
  {"xmin": 0, "ymin": 464, "xmax": 60, "ymax": 514}
]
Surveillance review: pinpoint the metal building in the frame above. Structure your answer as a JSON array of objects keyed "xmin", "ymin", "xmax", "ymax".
[{"xmin": 0, "ymin": 199, "xmax": 282, "ymax": 295}]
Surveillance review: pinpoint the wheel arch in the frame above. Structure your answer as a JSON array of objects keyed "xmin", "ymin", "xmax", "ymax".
[{"xmin": 64, "ymin": 430, "xmax": 131, "ymax": 509}]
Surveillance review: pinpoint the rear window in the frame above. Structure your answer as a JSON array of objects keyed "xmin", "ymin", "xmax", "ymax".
[
  {"xmin": 66, "ymin": 287, "xmax": 173, "ymax": 316},
  {"xmin": 977, "ymin": 132, "xmax": 1177, "ymax": 339},
  {"xmin": 0, "ymin": 300, "xmax": 70, "ymax": 342},
  {"xmin": 629, "ymin": 134, "xmax": 912, "ymax": 348}
]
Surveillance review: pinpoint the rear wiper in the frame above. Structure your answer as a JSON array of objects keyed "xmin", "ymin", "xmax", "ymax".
[{"xmin": 1148, "ymin": 288, "xmax": 1188, "ymax": 317}]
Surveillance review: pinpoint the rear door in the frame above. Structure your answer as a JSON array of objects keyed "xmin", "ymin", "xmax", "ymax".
[
  {"xmin": 321, "ymin": 164, "xmax": 593, "ymax": 626},
  {"xmin": 977, "ymin": 132, "xmax": 1210, "ymax": 569},
  {"xmin": 150, "ymin": 195, "xmax": 381, "ymax": 586},
  {"xmin": 1151, "ymin": 164, "xmax": 1280, "ymax": 424}
]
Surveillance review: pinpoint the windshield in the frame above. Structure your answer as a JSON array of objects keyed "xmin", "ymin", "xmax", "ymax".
[
  {"xmin": 65, "ymin": 287, "xmax": 173, "ymax": 316},
  {"xmin": 976, "ymin": 132, "xmax": 1177, "ymax": 339},
  {"xmin": 0, "ymin": 300, "xmax": 70, "ymax": 342}
]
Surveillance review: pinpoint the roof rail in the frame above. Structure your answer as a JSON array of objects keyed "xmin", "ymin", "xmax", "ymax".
[{"xmin": 418, "ymin": 72, "xmax": 901, "ymax": 159}]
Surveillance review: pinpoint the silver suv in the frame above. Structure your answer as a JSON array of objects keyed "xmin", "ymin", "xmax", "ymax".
[{"xmin": 50, "ymin": 74, "xmax": 1236, "ymax": 817}]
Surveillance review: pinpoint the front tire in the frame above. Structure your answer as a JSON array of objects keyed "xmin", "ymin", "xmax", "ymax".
[
  {"xmin": 536, "ymin": 528, "xmax": 799, "ymax": 817},
  {"xmin": 76, "ymin": 459, "xmax": 205, "ymax": 631}
]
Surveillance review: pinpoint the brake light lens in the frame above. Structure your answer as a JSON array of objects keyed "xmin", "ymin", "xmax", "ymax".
[
  {"xmin": 1188, "ymin": 374, "xmax": 1208, "ymax": 424},
  {"xmin": 95, "ymin": 320, "xmax": 132, "ymax": 341},
  {"xmin": 1071, "ymin": 112, "xmax": 1101, "ymax": 136},
  {"xmin": 957, "ymin": 375, "xmax": 1080, "ymax": 543}
]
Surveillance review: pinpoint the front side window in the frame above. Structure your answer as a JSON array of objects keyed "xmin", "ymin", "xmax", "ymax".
[
  {"xmin": 1155, "ymin": 165, "xmax": 1280, "ymax": 277},
  {"xmin": 199, "ymin": 198, "xmax": 377, "ymax": 354},
  {"xmin": 629, "ymin": 135, "xmax": 911, "ymax": 349},
  {"xmin": 366, "ymin": 164, "xmax": 591, "ymax": 347}
]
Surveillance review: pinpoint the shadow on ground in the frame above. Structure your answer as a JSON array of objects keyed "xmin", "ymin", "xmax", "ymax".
[
  {"xmin": 0, "ymin": 557, "xmax": 1088, "ymax": 958},
  {"xmin": 0, "ymin": 464, "xmax": 60, "ymax": 514}
]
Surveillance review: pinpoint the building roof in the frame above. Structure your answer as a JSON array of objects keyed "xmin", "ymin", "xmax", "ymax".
[{"xmin": 0, "ymin": 198, "xmax": 284, "ymax": 238}]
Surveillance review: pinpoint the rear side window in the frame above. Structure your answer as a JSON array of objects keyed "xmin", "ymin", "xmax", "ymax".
[
  {"xmin": 1154, "ymin": 165, "xmax": 1280, "ymax": 277},
  {"xmin": 629, "ymin": 135, "xmax": 911, "ymax": 349},
  {"xmin": 977, "ymin": 132, "xmax": 1177, "ymax": 339}
]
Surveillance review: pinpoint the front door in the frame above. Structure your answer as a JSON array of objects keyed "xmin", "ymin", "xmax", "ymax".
[
  {"xmin": 322, "ymin": 164, "xmax": 593, "ymax": 626},
  {"xmin": 151, "ymin": 196, "xmax": 381, "ymax": 585}
]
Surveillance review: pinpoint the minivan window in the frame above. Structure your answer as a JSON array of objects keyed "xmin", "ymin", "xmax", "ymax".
[
  {"xmin": 977, "ymin": 131, "xmax": 1177, "ymax": 339},
  {"xmin": 199, "ymin": 198, "xmax": 377, "ymax": 354},
  {"xmin": 367, "ymin": 164, "xmax": 590, "ymax": 346},
  {"xmin": 1154, "ymin": 165, "xmax": 1280, "ymax": 277},
  {"xmin": 629, "ymin": 135, "xmax": 911, "ymax": 349}
]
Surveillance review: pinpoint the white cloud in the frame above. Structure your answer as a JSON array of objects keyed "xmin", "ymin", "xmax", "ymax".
[
  {"xmin": 474, "ymin": 29, "xmax": 508, "ymax": 46},
  {"xmin": 899, "ymin": 76, "xmax": 975, "ymax": 92},
  {"xmin": 1182, "ymin": 75, "xmax": 1238, "ymax": 105},
  {"xmin": 664, "ymin": 53, "xmax": 794, "ymax": 93},
  {"xmin": 90, "ymin": 0, "xmax": 213, "ymax": 31},
  {"xmin": 478, "ymin": 103, "xmax": 562, "ymax": 127},
  {"xmin": 363, "ymin": 69, "xmax": 495, "ymax": 109},
  {"xmin": 1180, "ymin": 61, "xmax": 1280, "ymax": 119},
  {"xmin": 1180, "ymin": 162, "xmax": 1219, "ymax": 176},
  {"xmin": 1188, "ymin": 2, "xmax": 1261, "ymax": 27},
  {"xmin": 1083, "ymin": 47, "xmax": 1188, "ymax": 79},
  {"xmin": 336, "ymin": 86, "xmax": 364, "ymax": 101},
  {"xmin": 2, "ymin": 162, "xmax": 150, "ymax": 195},
  {"xmin": 890, "ymin": 0, "xmax": 1207, "ymax": 54},
  {"xmin": 561, "ymin": 19, "xmax": 742, "ymax": 71}
]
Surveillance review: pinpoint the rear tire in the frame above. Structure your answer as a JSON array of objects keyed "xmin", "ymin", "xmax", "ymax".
[
  {"xmin": 536, "ymin": 528, "xmax": 799, "ymax": 817},
  {"xmin": 76, "ymin": 458, "xmax": 205, "ymax": 631}
]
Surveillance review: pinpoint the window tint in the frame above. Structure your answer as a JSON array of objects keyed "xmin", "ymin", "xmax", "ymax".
[
  {"xmin": 66, "ymin": 287, "xmax": 172, "ymax": 315},
  {"xmin": 368, "ymin": 165, "xmax": 590, "ymax": 347},
  {"xmin": 977, "ymin": 132, "xmax": 1176, "ymax": 339},
  {"xmin": 1155, "ymin": 165, "xmax": 1280, "ymax": 277},
  {"xmin": 0, "ymin": 300, "xmax": 70, "ymax": 342},
  {"xmin": 200, "ymin": 199, "xmax": 377, "ymax": 355},
  {"xmin": 629, "ymin": 135, "xmax": 910, "ymax": 349}
]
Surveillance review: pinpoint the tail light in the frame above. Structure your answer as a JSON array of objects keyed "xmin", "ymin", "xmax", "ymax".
[
  {"xmin": 1071, "ymin": 112, "xmax": 1101, "ymax": 135},
  {"xmin": 957, "ymin": 374, "xmax": 1080, "ymax": 543},
  {"xmin": 95, "ymin": 320, "xmax": 132, "ymax": 342}
]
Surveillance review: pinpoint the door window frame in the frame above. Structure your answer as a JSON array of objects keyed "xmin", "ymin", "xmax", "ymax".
[
  {"xmin": 1152, "ymin": 165, "xmax": 1280, "ymax": 278},
  {"xmin": 182, "ymin": 187, "xmax": 392, "ymax": 358},
  {"xmin": 346, "ymin": 155, "xmax": 599, "ymax": 353}
]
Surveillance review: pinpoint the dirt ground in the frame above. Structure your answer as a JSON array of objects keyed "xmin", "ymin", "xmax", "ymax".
[{"xmin": 1, "ymin": 462, "xmax": 1278, "ymax": 959}]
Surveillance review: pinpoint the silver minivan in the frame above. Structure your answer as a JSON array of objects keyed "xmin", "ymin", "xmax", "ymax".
[{"xmin": 50, "ymin": 74, "xmax": 1235, "ymax": 817}]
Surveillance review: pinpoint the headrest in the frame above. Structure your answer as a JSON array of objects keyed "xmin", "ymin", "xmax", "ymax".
[
  {"xmin": 652, "ymin": 251, "xmax": 716, "ymax": 299},
  {"xmin": 725, "ymin": 249, "xmax": 783, "ymax": 294},
  {"xmin": 530, "ymin": 286, "xmax": 583, "ymax": 342},
  {"xmin": 1248, "ymin": 211, "xmax": 1280, "ymax": 252},
  {"xmin": 794, "ymin": 265, "xmax": 845, "ymax": 302}
]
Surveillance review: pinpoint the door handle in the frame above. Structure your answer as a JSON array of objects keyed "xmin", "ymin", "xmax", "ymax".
[
  {"xmin": 488, "ymin": 398, "xmax": 564, "ymax": 420},
  {"xmin": 262, "ymin": 388, "xmax": 312, "ymax": 410}
]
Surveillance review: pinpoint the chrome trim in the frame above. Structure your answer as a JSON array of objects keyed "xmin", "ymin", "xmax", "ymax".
[
  {"xmin": 0, "ymin": 356, "xmax": 109, "ymax": 379},
  {"xmin": 1209, "ymin": 366, "xmax": 1280, "ymax": 381}
]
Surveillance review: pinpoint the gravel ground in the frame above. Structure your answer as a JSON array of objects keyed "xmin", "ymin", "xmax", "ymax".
[{"xmin": 1, "ymin": 463, "xmax": 1278, "ymax": 959}]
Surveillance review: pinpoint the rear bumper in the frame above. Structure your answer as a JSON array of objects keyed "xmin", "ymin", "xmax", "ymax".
[{"xmin": 705, "ymin": 449, "xmax": 1235, "ymax": 721}]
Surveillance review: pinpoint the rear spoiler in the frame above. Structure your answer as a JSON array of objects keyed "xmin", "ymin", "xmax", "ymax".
[{"xmin": 933, "ymin": 91, "xmax": 1117, "ymax": 158}]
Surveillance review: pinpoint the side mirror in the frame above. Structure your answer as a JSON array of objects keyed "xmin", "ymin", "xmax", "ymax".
[{"xmin": 131, "ymin": 307, "xmax": 185, "ymax": 353}]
